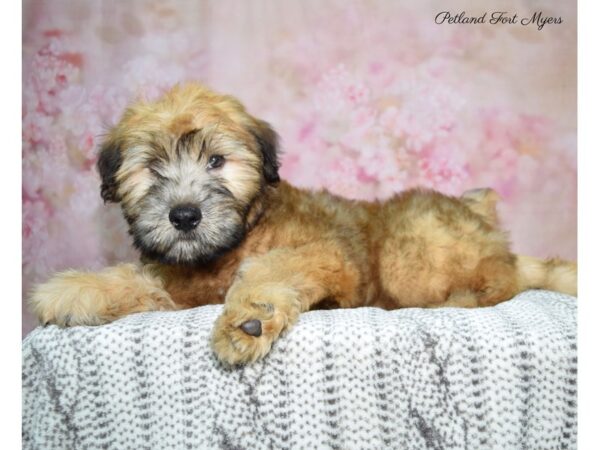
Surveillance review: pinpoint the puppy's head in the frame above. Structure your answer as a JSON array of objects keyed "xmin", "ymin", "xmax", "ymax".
[{"xmin": 97, "ymin": 83, "xmax": 279, "ymax": 265}]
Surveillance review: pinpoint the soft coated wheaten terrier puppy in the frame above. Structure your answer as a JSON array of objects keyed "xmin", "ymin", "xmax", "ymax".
[{"xmin": 30, "ymin": 83, "xmax": 577, "ymax": 365}]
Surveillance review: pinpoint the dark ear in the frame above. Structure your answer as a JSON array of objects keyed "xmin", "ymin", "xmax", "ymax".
[
  {"xmin": 96, "ymin": 138, "xmax": 123, "ymax": 203},
  {"xmin": 250, "ymin": 119, "xmax": 280, "ymax": 184}
]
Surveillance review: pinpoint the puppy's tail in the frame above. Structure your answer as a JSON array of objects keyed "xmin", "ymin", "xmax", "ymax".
[{"xmin": 516, "ymin": 255, "xmax": 577, "ymax": 296}]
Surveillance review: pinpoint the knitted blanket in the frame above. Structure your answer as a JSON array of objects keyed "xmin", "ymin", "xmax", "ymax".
[{"xmin": 22, "ymin": 290, "xmax": 577, "ymax": 450}]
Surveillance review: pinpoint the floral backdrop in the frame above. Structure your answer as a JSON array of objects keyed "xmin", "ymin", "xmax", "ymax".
[{"xmin": 22, "ymin": 0, "xmax": 577, "ymax": 335}]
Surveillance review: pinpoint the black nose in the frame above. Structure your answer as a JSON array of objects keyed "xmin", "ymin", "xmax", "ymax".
[{"xmin": 169, "ymin": 206, "xmax": 202, "ymax": 231}]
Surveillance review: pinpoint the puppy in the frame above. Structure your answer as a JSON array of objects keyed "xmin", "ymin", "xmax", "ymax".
[{"xmin": 30, "ymin": 83, "xmax": 577, "ymax": 365}]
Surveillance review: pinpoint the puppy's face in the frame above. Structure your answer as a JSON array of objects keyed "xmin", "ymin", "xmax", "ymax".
[{"xmin": 97, "ymin": 83, "xmax": 279, "ymax": 265}]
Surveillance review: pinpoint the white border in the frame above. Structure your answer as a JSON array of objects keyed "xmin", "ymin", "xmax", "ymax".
[
  {"xmin": 578, "ymin": 0, "xmax": 599, "ymax": 447},
  {"xmin": 0, "ymin": 0, "xmax": 22, "ymax": 448}
]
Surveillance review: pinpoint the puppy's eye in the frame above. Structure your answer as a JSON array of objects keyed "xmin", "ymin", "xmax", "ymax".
[{"xmin": 207, "ymin": 155, "xmax": 225, "ymax": 170}]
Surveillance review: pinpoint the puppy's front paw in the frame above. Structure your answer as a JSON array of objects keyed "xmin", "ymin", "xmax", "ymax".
[
  {"xmin": 29, "ymin": 264, "xmax": 175, "ymax": 327},
  {"xmin": 30, "ymin": 271, "xmax": 106, "ymax": 327},
  {"xmin": 211, "ymin": 283, "xmax": 301, "ymax": 365}
]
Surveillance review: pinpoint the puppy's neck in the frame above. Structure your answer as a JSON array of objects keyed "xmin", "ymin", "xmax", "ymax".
[{"xmin": 245, "ymin": 183, "xmax": 278, "ymax": 232}]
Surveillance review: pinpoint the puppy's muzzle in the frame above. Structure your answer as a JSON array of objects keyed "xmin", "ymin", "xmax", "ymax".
[{"xmin": 169, "ymin": 205, "xmax": 202, "ymax": 232}]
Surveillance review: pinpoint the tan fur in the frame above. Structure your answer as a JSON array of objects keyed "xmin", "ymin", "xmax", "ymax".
[
  {"xmin": 516, "ymin": 255, "xmax": 577, "ymax": 296},
  {"xmin": 30, "ymin": 264, "xmax": 177, "ymax": 326},
  {"xmin": 29, "ymin": 83, "xmax": 577, "ymax": 365}
]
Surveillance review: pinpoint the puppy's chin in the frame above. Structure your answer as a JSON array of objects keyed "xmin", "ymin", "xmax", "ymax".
[{"xmin": 133, "ymin": 225, "xmax": 246, "ymax": 266}]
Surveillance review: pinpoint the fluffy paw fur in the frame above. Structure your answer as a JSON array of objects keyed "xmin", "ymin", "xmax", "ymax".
[
  {"xmin": 29, "ymin": 264, "xmax": 176, "ymax": 327},
  {"xmin": 211, "ymin": 282, "xmax": 301, "ymax": 365}
]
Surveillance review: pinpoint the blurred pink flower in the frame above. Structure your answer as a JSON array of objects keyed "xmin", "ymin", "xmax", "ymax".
[{"xmin": 418, "ymin": 156, "xmax": 469, "ymax": 195}]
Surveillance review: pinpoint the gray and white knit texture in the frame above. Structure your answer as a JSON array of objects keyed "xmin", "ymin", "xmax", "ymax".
[{"xmin": 22, "ymin": 290, "xmax": 577, "ymax": 450}]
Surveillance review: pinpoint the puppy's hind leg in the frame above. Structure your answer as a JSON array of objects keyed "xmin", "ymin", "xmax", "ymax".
[{"xmin": 29, "ymin": 263, "xmax": 177, "ymax": 327}]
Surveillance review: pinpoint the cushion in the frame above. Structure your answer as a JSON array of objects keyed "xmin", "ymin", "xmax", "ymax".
[{"xmin": 22, "ymin": 290, "xmax": 577, "ymax": 449}]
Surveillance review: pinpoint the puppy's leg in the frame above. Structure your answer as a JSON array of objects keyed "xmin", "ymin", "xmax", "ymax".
[
  {"xmin": 414, "ymin": 254, "xmax": 577, "ymax": 309},
  {"xmin": 29, "ymin": 263, "xmax": 177, "ymax": 327},
  {"xmin": 211, "ymin": 243, "xmax": 360, "ymax": 365}
]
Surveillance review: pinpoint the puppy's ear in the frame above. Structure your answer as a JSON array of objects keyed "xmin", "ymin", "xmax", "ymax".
[
  {"xmin": 249, "ymin": 119, "xmax": 280, "ymax": 184},
  {"xmin": 97, "ymin": 138, "xmax": 123, "ymax": 203}
]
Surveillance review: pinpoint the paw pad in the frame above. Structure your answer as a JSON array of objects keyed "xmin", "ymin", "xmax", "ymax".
[{"xmin": 240, "ymin": 319, "xmax": 262, "ymax": 337}]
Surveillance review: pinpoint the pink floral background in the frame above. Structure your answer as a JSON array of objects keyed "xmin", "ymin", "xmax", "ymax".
[{"xmin": 22, "ymin": 0, "xmax": 577, "ymax": 335}]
